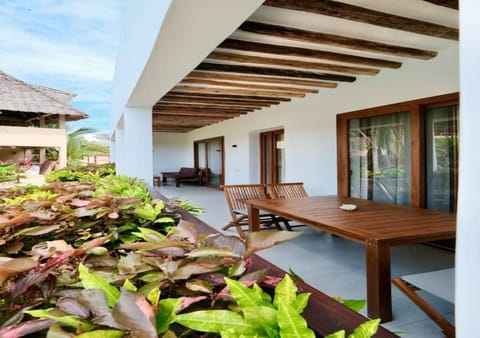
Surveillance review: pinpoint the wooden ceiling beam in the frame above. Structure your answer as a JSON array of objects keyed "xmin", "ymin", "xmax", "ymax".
[
  {"xmin": 154, "ymin": 116, "xmax": 231, "ymax": 124},
  {"xmin": 239, "ymin": 21, "xmax": 437, "ymax": 60},
  {"xmin": 154, "ymin": 107, "xmax": 251, "ymax": 114},
  {"xmin": 154, "ymin": 111, "xmax": 243, "ymax": 118},
  {"xmin": 179, "ymin": 78, "xmax": 319, "ymax": 93},
  {"xmin": 263, "ymin": 0, "xmax": 458, "ymax": 40},
  {"xmin": 219, "ymin": 39, "xmax": 401, "ymax": 69},
  {"xmin": 159, "ymin": 95, "xmax": 280, "ymax": 106},
  {"xmin": 187, "ymin": 70, "xmax": 337, "ymax": 88},
  {"xmin": 172, "ymin": 85, "xmax": 307, "ymax": 98},
  {"xmin": 155, "ymin": 102, "xmax": 264, "ymax": 110},
  {"xmin": 423, "ymin": 0, "xmax": 458, "ymax": 10},
  {"xmin": 196, "ymin": 62, "xmax": 355, "ymax": 82},
  {"xmin": 167, "ymin": 91, "xmax": 292, "ymax": 102},
  {"xmin": 207, "ymin": 51, "xmax": 379, "ymax": 75}
]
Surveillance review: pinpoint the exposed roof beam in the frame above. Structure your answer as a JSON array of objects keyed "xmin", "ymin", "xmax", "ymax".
[
  {"xmin": 180, "ymin": 78, "xmax": 319, "ymax": 93},
  {"xmin": 219, "ymin": 39, "xmax": 401, "ymax": 69},
  {"xmin": 172, "ymin": 85, "xmax": 307, "ymax": 98},
  {"xmin": 156, "ymin": 101, "xmax": 270, "ymax": 110},
  {"xmin": 423, "ymin": 0, "xmax": 458, "ymax": 10},
  {"xmin": 154, "ymin": 106, "xmax": 252, "ymax": 114},
  {"xmin": 207, "ymin": 51, "xmax": 379, "ymax": 75},
  {"xmin": 167, "ymin": 92, "xmax": 292, "ymax": 102},
  {"xmin": 160, "ymin": 95, "xmax": 281, "ymax": 106},
  {"xmin": 239, "ymin": 21, "xmax": 437, "ymax": 60},
  {"xmin": 154, "ymin": 105, "xmax": 255, "ymax": 112},
  {"xmin": 187, "ymin": 71, "xmax": 337, "ymax": 88},
  {"xmin": 154, "ymin": 111, "xmax": 244, "ymax": 118},
  {"xmin": 263, "ymin": 0, "xmax": 458, "ymax": 40},
  {"xmin": 196, "ymin": 62, "xmax": 355, "ymax": 82}
]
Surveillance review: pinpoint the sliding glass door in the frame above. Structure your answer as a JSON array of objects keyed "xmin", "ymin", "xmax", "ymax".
[{"xmin": 194, "ymin": 137, "xmax": 224, "ymax": 188}]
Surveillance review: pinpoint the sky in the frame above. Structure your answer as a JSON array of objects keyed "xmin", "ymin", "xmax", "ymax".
[{"xmin": 0, "ymin": 0, "xmax": 127, "ymax": 133}]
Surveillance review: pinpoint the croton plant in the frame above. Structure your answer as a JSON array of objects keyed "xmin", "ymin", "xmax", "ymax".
[{"xmin": 0, "ymin": 171, "xmax": 379, "ymax": 337}]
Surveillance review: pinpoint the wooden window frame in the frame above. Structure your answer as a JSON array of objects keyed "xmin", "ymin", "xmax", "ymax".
[{"xmin": 336, "ymin": 92, "xmax": 459, "ymax": 208}]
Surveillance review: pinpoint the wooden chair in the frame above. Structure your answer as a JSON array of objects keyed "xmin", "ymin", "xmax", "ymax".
[
  {"xmin": 265, "ymin": 182, "xmax": 308, "ymax": 199},
  {"xmin": 391, "ymin": 268, "xmax": 455, "ymax": 338},
  {"xmin": 221, "ymin": 184, "xmax": 283, "ymax": 238},
  {"xmin": 265, "ymin": 182, "xmax": 308, "ymax": 230}
]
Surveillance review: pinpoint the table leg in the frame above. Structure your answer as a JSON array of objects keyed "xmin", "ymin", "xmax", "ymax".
[
  {"xmin": 247, "ymin": 204, "xmax": 260, "ymax": 232},
  {"xmin": 365, "ymin": 240, "xmax": 393, "ymax": 322}
]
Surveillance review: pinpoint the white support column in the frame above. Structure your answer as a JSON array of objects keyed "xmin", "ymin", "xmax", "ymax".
[
  {"xmin": 114, "ymin": 123, "xmax": 125, "ymax": 173},
  {"xmin": 117, "ymin": 107, "xmax": 153, "ymax": 185},
  {"xmin": 457, "ymin": 1, "xmax": 480, "ymax": 336}
]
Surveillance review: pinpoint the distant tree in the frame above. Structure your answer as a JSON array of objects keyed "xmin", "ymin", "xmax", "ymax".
[{"xmin": 67, "ymin": 128, "xmax": 109, "ymax": 160}]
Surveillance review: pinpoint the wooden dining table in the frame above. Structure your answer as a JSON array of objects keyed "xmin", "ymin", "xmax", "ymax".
[{"xmin": 245, "ymin": 195, "xmax": 456, "ymax": 322}]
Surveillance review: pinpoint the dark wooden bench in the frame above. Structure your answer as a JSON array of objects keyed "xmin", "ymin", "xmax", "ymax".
[{"xmin": 161, "ymin": 167, "xmax": 204, "ymax": 187}]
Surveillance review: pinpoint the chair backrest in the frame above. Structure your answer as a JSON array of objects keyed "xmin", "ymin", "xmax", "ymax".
[
  {"xmin": 178, "ymin": 167, "xmax": 199, "ymax": 178},
  {"xmin": 222, "ymin": 184, "xmax": 268, "ymax": 219},
  {"xmin": 265, "ymin": 182, "xmax": 308, "ymax": 199}
]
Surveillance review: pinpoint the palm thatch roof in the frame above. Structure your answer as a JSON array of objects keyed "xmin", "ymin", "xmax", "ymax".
[{"xmin": 0, "ymin": 70, "xmax": 87, "ymax": 126}]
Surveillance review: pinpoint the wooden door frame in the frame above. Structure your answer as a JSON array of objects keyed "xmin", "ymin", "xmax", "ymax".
[
  {"xmin": 194, "ymin": 136, "xmax": 225, "ymax": 188},
  {"xmin": 260, "ymin": 129, "xmax": 284, "ymax": 184}
]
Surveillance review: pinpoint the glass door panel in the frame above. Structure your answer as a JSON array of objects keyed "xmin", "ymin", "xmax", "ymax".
[
  {"xmin": 348, "ymin": 112, "xmax": 411, "ymax": 205},
  {"xmin": 207, "ymin": 139, "xmax": 222, "ymax": 187},
  {"xmin": 425, "ymin": 105, "xmax": 459, "ymax": 212}
]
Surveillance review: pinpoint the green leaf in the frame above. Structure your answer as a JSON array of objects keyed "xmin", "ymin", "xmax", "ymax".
[
  {"xmin": 78, "ymin": 263, "xmax": 120, "ymax": 307},
  {"xmin": 333, "ymin": 297, "xmax": 366, "ymax": 313},
  {"xmin": 147, "ymin": 287, "xmax": 161, "ymax": 308},
  {"xmin": 242, "ymin": 305, "xmax": 278, "ymax": 336},
  {"xmin": 325, "ymin": 330, "xmax": 346, "ymax": 338},
  {"xmin": 24, "ymin": 309, "xmax": 94, "ymax": 331},
  {"xmin": 291, "ymin": 293, "xmax": 310, "ymax": 314},
  {"xmin": 76, "ymin": 330, "xmax": 125, "ymax": 338},
  {"xmin": 288, "ymin": 268, "xmax": 305, "ymax": 283},
  {"xmin": 132, "ymin": 227, "xmax": 165, "ymax": 242},
  {"xmin": 186, "ymin": 246, "xmax": 239, "ymax": 258},
  {"xmin": 156, "ymin": 298, "xmax": 182, "ymax": 334},
  {"xmin": 224, "ymin": 278, "xmax": 267, "ymax": 308},
  {"xmin": 348, "ymin": 319, "xmax": 380, "ymax": 338},
  {"xmin": 229, "ymin": 260, "xmax": 246, "ymax": 277},
  {"xmin": 123, "ymin": 279, "xmax": 137, "ymax": 291},
  {"xmin": 155, "ymin": 217, "xmax": 175, "ymax": 223},
  {"xmin": 175, "ymin": 310, "xmax": 255, "ymax": 334},
  {"xmin": 273, "ymin": 274, "xmax": 297, "ymax": 310},
  {"xmin": 276, "ymin": 298, "xmax": 315, "ymax": 338}
]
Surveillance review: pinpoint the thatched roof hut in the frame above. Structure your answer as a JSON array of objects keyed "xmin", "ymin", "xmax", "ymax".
[{"xmin": 0, "ymin": 70, "xmax": 87, "ymax": 126}]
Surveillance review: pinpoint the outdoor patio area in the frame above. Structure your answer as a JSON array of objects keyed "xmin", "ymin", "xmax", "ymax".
[{"xmin": 155, "ymin": 183, "xmax": 455, "ymax": 338}]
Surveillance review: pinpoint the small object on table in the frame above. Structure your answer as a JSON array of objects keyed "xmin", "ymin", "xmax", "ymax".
[{"xmin": 339, "ymin": 204, "xmax": 357, "ymax": 211}]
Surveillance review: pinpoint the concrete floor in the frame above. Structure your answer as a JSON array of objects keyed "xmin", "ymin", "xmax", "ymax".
[{"xmin": 155, "ymin": 183, "xmax": 455, "ymax": 338}]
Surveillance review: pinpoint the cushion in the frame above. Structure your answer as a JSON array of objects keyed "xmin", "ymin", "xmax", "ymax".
[{"xmin": 178, "ymin": 167, "xmax": 199, "ymax": 178}]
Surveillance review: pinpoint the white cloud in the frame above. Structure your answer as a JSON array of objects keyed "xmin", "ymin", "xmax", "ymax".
[{"xmin": 0, "ymin": 0, "xmax": 127, "ymax": 131}]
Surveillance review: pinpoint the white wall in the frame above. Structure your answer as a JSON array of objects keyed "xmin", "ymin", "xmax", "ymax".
[
  {"xmin": 153, "ymin": 132, "xmax": 192, "ymax": 174},
  {"xmin": 155, "ymin": 45, "xmax": 459, "ymax": 194}
]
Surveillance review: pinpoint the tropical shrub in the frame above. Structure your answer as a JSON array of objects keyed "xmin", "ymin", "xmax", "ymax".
[
  {"xmin": 0, "ymin": 161, "xmax": 17, "ymax": 182},
  {"xmin": 0, "ymin": 178, "xmax": 379, "ymax": 337}
]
